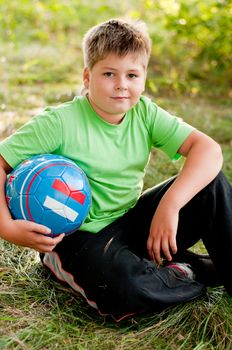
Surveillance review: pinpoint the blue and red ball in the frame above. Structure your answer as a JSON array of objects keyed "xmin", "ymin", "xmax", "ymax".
[{"xmin": 6, "ymin": 154, "xmax": 91, "ymax": 236}]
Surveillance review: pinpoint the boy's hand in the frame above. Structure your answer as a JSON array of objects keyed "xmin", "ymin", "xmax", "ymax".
[
  {"xmin": 4, "ymin": 219, "xmax": 65, "ymax": 253},
  {"xmin": 147, "ymin": 204, "xmax": 178, "ymax": 264}
]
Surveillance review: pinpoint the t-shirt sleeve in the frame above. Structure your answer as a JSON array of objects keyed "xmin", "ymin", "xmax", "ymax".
[
  {"xmin": 145, "ymin": 98, "xmax": 195, "ymax": 160},
  {"xmin": 0, "ymin": 108, "xmax": 62, "ymax": 168}
]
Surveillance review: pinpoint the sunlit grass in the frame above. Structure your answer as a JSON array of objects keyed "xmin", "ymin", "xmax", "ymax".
[{"xmin": 1, "ymin": 241, "xmax": 232, "ymax": 349}]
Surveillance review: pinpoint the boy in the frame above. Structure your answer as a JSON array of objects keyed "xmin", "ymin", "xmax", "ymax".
[{"xmin": 0, "ymin": 19, "xmax": 231, "ymax": 321}]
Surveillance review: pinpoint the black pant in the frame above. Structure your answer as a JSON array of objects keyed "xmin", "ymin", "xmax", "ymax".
[{"xmin": 41, "ymin": 171, "xmax": 232, "ymax": 321}]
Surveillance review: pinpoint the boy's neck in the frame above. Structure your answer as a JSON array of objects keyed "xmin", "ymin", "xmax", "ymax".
[{"xmin": 86, "ymin": 95, "xmax": 126, "ymax": 125}]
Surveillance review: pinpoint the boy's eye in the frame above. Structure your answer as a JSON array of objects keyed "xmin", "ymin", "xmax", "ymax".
[
  {"xmin": 128, "ymin": 73, "xmax": 138, "ymax": 79},
  {"xmin": 104, "ymin": 72, "xmax": 114, "ymax": 77}
]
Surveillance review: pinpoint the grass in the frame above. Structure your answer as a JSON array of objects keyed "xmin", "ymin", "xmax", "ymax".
[
  {"xmin": 1, "ymin": 244, "xmax": 232, "ymax": 350},
  {"xmin": 1, "ymin": 20, "xmax": 232, "ymax": 350}
]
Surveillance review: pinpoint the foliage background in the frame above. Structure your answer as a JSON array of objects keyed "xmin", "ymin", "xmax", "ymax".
[
  {"xmin": 0, "ymin": 1, "xmax": 232, "ymax": 349},
  {"xmin": 1, "ymin": 0, "xmax": 232, "ymax": 98}
]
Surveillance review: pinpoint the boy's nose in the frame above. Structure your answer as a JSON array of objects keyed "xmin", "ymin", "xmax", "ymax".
[
  {"xmin": 115, "ymin": 77, "xmax": 128, "ymax": 91},
  {"xmin": 116, "ymin": 86, "xmax": 127, "ymax": 91}
]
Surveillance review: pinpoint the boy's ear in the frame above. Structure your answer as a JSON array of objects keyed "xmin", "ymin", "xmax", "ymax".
[
  {"xmin": 142, "ymin": 72, "xmax": 147, "ymax": 93},
  {"xmin": 83, "ymin": 67, "xmax": 90, "ymax": 88}
]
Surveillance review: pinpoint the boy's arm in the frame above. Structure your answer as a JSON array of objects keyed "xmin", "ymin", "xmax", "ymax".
[
  {"xmin": 147, "ymin": 130, "xmax": 223, "ymax": 264},
  {"xmin": 0, "ymin": 155, "xmax": 64, "ymax": 252}
]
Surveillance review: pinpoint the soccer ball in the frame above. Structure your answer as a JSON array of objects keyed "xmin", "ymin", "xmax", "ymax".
[{"xmin": 6, "ymin": 154, "xmax": 92, "ymax": 236}]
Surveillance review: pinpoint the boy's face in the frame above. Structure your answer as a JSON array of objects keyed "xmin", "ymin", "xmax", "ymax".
[{"xmin": 83, "ymin": 53, "xmax": 146, "ymax": 124}]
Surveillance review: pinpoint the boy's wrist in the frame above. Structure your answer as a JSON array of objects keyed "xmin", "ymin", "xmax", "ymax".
[
  {"xmin": 159, "ymin": 194, "xmax": 183, "ymax": 213},
  {"xmin": 0, "ymin": 218, "xmax": 15, "ymax": 239}
]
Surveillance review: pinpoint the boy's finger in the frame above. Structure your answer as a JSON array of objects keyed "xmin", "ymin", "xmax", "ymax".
[
  {"xmin": 37, "ymin": 233, "xmax": 65, "ymax": 250},
  {"xmin": 153, "ymin": 243, "xmax": 162, "ymax": 265},
  {"xmin": 42, "ymin": 233, "xmax": 65, "ymax": 247},
  {"xmin": 170, "ymin": 237, "xmax": 177, "ymax": 255},
  {"xmin": 53, "ymin": 233, "xmax": 65, "ymax": 243},
  {"xmin": 162, "ymin": 241, "xmax": 172, "ymax": 261},
  {"xmin": 31, "ymin": 223, "xmax": 52, "ymax": 235}
]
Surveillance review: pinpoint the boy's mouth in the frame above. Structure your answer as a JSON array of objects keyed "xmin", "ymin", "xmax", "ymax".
[{"xmin": 111, "ymin": 96, "xmax": 130, "ymax": 99}]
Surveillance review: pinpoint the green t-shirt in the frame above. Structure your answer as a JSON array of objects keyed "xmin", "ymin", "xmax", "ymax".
[{"xmin": 0, "ymin": 95, "xmax": 194, "ymax": 233}]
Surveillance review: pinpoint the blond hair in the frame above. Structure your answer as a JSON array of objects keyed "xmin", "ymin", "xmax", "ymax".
[{"xmin": 82, "ymin": 19, "xmax": 151, "ymax": 69}]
